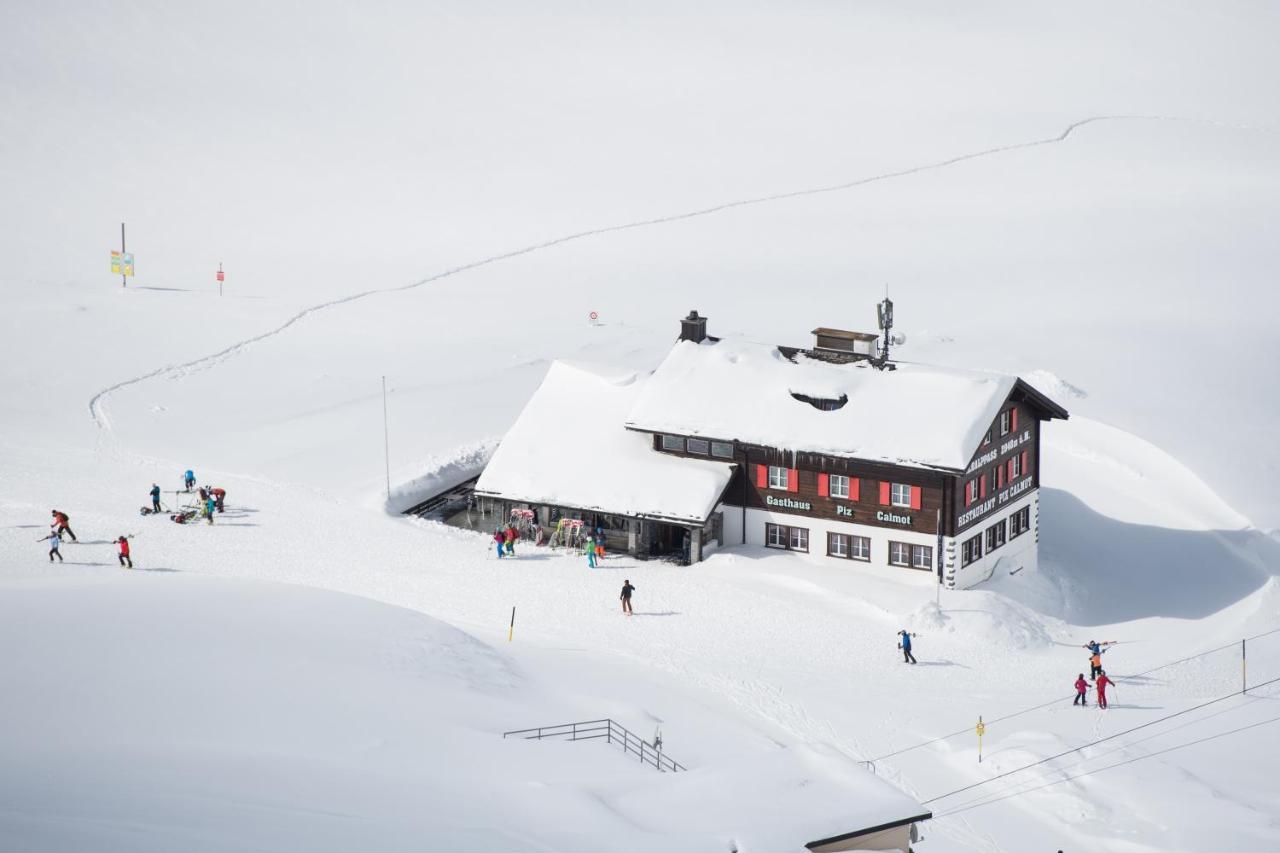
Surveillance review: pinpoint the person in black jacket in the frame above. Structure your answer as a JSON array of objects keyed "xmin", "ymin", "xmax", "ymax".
[{"xmin": 620, "ymin": 580, "xmax": 635, "ymax": 615}]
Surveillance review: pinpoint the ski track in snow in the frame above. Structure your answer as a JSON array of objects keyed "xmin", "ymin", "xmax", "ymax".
[{"xmin": 85, "ymin": 114, "xmax": 1267, "ymax": 433}]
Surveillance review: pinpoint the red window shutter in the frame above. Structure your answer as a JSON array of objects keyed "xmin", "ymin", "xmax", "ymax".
[
  {"xmin": 980, "ymin": 474, "xmax": 987, "ymax": 498},
  {"xmin": 850, "ymin": 478, "xmax": 860, "ymax": 501},
  {"xmin": 818, "ymin": 473, "xmax": 829, "ymax": 497},
  {"xmin": 755, "ymin": 464, "xmax": 768, "ymax": 489},
  {"xmin": 997, "ymin": 465, "xmax": 1004, "ymax": 488},
  {"xmin": 1011, "ymin": 407, "xmax": 1018, "ymax": 432},
  {"xmin": 1021, "ymin": 450, "xmax": 1029, "ymax": 479},
  {"xmin": 965, "ymin": 481, "xmax": 974, "ymax": 507},
  {"xmin": 879, "ymin": 481, "xmax": 890, "ymax": 505},
  {"xmin": 787, "ymin": 469, "xmax": 799, "ymax": 493},
  {"xmin": 910, "ymin": 486, "xmax": 922, "ymax": 510}
]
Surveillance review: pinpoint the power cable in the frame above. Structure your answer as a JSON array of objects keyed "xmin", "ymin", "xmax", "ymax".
[{"xmin": 920, "ymin": 673, "xmax": 1280, "ymax": 804}]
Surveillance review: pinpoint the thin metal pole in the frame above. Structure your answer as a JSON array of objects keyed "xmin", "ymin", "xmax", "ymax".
[
  {"xmin": 1242, "ymin": 638, "xmax": 1247, "ymax": 695},
  {"xmin": 120, "ymin": 222, "xmax": 127, "ymax": 287},
  {"xmin": 935, "ymin": 508, "xmax": 942, "ymax": 607},
  {"xmin": 218, "ymin": 261, "xmax": 223, "ymax": 297},
  {"xmin": 382, "ymin": 376, "xmax": 391, "ymax": 499}
]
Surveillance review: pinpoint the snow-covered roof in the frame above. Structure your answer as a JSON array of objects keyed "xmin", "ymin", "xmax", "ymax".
[
  {"xmin": 625, "ymin": 338, "xmax": 1018, "ymax": 472},
  {"xmin": 476, "ymin": 361, "xmax": 734, "ymax": 523},
  {"xmin": 613, "ymin": 742, "xmax": 930, "ymax": 851}
]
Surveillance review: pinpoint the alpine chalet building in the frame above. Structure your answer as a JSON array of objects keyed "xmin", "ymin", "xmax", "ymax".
[{"xmin": 475, "ymin": 309, "xmax": 1067, "ymax": 589}]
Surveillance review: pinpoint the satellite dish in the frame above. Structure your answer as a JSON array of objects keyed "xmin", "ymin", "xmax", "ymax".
[{"xmin": 891, "ymin": 332, "xmax": 907, "ymax": 346}]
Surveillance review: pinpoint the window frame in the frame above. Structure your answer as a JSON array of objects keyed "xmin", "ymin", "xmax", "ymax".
[
  {"xmin": 911, "ymin": 544, "xmax": 933, "ymax": 570},
  {"xmin": 827, "ymin": 532, "xmax": 849, "ymax": 558},
  {"xmin": 964, "ymin": 479, "xmax": 979, "ymax": 507},
  {"xmin": 999, "ymin": 410, "xmax": 1012, "ymax": 436},
  {"xmin": 766, "ymin": 522, "xmax": 809, "ymax": 553},
  {"xmin": 888, "ymin": 541, "xmax": 911, "ymax": 567},
  {"xmin": 768, "ymin": 465, "xmax": 789, "ymax": 490},
  {"xmin": 850, "ymin": 535, "xmax": 870, "ymax": 561},
  {"xmin": 985, "ymin": 519, "xmax": 1007, "ymax": 552},
  {"xmin": 661, "ymin": 434, "xmax": 684, "ymax": 452},
  {"xmin": 686, "ymin": 438, "xmax": 710, "ymax": 455},
  {"xmin": 1009, "ymin": 506, "xmax": 1031, "ymax": 539},
  {"xmin": 829, "ymin": 473, "xmax": 850, "ymax": 499},
  {"xmin": 962, "ymin": 534, "xmax": 983, "ymax": 566},
  {"xmin": 890, "ymin": 483, "xmax": 912, "ymax": 508},
  {"xmin": 1009, "ymin": 453, "xmax": 1021, "ymax": 479},
  {"xmin": 710, "ymin": 441, "xmax": 734, "ymax": 459}
]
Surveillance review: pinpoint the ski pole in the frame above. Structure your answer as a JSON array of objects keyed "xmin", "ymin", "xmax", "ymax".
[{"xmin": 508, "ymin": 606, "xmax": 516, "ymax": 642}]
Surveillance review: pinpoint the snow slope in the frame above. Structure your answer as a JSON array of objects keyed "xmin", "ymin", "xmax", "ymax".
[{"xmin": 4, "ymin": 2, "xmax": 1280, "ymax": 851}]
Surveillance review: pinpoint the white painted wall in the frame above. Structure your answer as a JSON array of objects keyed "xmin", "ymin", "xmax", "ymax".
[{"xmin": 947, "ymin": 491, "xmax": 1039, "ymax": 590}]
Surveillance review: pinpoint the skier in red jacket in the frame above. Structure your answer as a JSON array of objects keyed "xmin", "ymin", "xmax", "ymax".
[
  {"xmin": 116, "ymin": 536, "xmax": 132, "ymax": 569},
  {"xmin": 1073, "ymin": 673, "xmax": 1089, "ymax": 707},
  {"xmin": 1095, "ymin": 671, "xmax": 1114, "ymax": 709}
]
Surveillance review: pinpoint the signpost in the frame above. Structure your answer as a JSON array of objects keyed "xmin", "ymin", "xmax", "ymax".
[
  {"xmin": 216, "ymin": 262, "xmax": 225, "ymax": 297},
  {"xmin": 111, "ymin": 223, "xmax": 134, "ymax": 286},
  {"xmin": 976, "ymin": 716, "xmax": 986, "ymax": 763}
]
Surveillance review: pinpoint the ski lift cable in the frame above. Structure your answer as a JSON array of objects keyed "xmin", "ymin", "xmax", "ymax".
[
  {"xmin": 937, "ymin": 682, "xmax": 1280, "ymax": 814},
  {"xmin": 932, "ymin": 712, "xmax": 1280, "ymax": 819},
  {"xmin": 869, "ymin": 625, "xmax": 1280, "ymax": 762},
  {"xmin": 920, "ymin": 673, "xmax": 1280, "ymax": 804}
]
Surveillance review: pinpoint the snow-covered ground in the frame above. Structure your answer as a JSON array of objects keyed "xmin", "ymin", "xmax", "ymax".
[{"xmin": 3, "ymin": 2, "xmax": 1280, "ymax": 851}]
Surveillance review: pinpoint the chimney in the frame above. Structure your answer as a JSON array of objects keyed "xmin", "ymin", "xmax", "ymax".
[{"xmin": 680, "ymin": 310, "xmax": 707, "ymax": 343}]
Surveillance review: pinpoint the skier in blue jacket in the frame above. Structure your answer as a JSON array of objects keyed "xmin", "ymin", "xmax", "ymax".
[
  {"xmin": 183, "ymin": 469, "xmax": 196, "ymax": 491},
  {"xmin": 149, "ymin": 484, "xmax": 162, "ymax": 513},
  {"xmin": 898, "ymin": 629, "xmax": 917, "ymax": 664}
]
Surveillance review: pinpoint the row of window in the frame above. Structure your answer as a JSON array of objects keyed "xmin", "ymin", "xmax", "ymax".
[
  {"xmin": 964, "ymin": 450, "xmax": 1031, "ymax": 507},
  {"xmin": 763, "ymin": 465, "xmax": 919, "ymax": 509},
  {"xmin": 961, "ymin": 507, "xmax": 1032, "ymax": 566},
  {"xmin": 660, "ymin": 434, "xmax": 735, "ymax": 458},
  {"xmin": 980, "ymin": 407, "xmax": 1020, "ymax": 447},
  {"xmin": 766, "ymin": 523, "xmax": 934, "ymax": 569}
]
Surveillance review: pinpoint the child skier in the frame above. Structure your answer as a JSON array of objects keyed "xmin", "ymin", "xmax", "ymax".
[
  {"xmin": 585, "ymin": 535, "xmax": 597, "ymax": 568},
  {"xmin": 184, "ymin": 469, "xmax": 196, "ymax": 491},
  {"xmin": 204, "ymin": 496, "xmax": 216, "ymax": 524},
  {"xmin": 1088, "ymin": 649, "xmax": 1106, "ymax": 680},
  {"xmin": 620, "ymin": 580, "xmax": 635, "ymax": 614},
  {"xmin": 41, "ymin": 530, "xmax": 63, "ymax": 562},
  {"xmin": 50, "ymin": 509, "xmax": 77, "ymax": 542},
  {"xmin": 1074, "ymin": 673, "xmax": 1089, "ymax": 706},
  {"xmin": 504, "ymin": 525, "xmax": 517, "ymax": 556},
  {"xmin": 493, "ymin": 528, "xmax": 506, "ymax": 559},
  {"xmin": 898, "ymin": 629, "xmax": 917, "ymax": 664},
  {"xmin": 149, "ymin": 484, "xmax": 162, "ymax": 513},
  {"xmin": 1095, "ymin": 671, "xmax": 1115, "ymax": 709},
  {"xmin": 210, "ymin": 486, "xmax": 226, "ymax": 513},
  {"xmin": 117, "ymin": 536, "xmax": 132, "ymax": 569}
]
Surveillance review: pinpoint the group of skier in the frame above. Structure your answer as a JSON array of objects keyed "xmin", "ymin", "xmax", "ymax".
[
  {"xmin": 39, "ymin": 509, "xmax": 132, "ymax": 568},
  {"xmin": 1074, "ymin": 639, "xmax": 1119, "ymax": 708}
]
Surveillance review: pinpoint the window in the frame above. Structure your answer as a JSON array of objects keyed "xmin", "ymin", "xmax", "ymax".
[
  {"xmin": 890, "ymin": 483, "xmax": 912, "ymax": 508},
  {"xmin": 962, "ymin": 534, "xmax": 983, "ymax": 566},
  {"xmin": 986, "ymin": 520, "xmax": 1007, "ymax": 552},
  {"xmin": 911, "ymin": 544, "xmax": 933, "ymax": 570},
  {"xmin": 1010, "ymin": 507, "xmax": 1031, "ymax": 538},
  {"xmin": 827, "ymin": 533, "xmax": 870, "ymax": 561},
  {"xmin": 1009, "ymin": 453, "xmax": 1021, "ymax": 480},
  {"xmin": 686, "ymin": 438, "xmax": 709, "ymax": 455},
  {"xmin": 711, "ymin": 441, "xmax": 734, "ymax": 459},
  {"xmin": 982, "ymin": 429, "xmax": 992, "ymax": 447},
  {"xmin": 889, "ymin": 541, "xmax": 911, "ymax": 566},
  {"xmin": 830, "ymin": 474, "xmax": 850, "ymax": 499},
  {"xmin": 965, "ymin": 479, "xmax": 979, "ymax": 507},
  {"xmin": 766, "ymin": 523, "xmax": 808, "ymax": 552},
  {"xmin": 828, "ymin": 532, "xmax": 848, "ymax": 558},
  {"xmin": 661, "ymin": 435, "xmax": 684, "ymax": 451},
  {"xmin": 768, "ymin": 465, "xmax": 789, "ymax": 490},
  {"xmin": 999, "ymin": 410, "xmax": 1012, "ymax": 436}
]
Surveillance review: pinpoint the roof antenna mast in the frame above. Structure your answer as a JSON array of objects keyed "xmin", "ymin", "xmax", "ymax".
[{"xmin": 875, "ymin": 287, "xmax": 895, "ymax": 370}]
